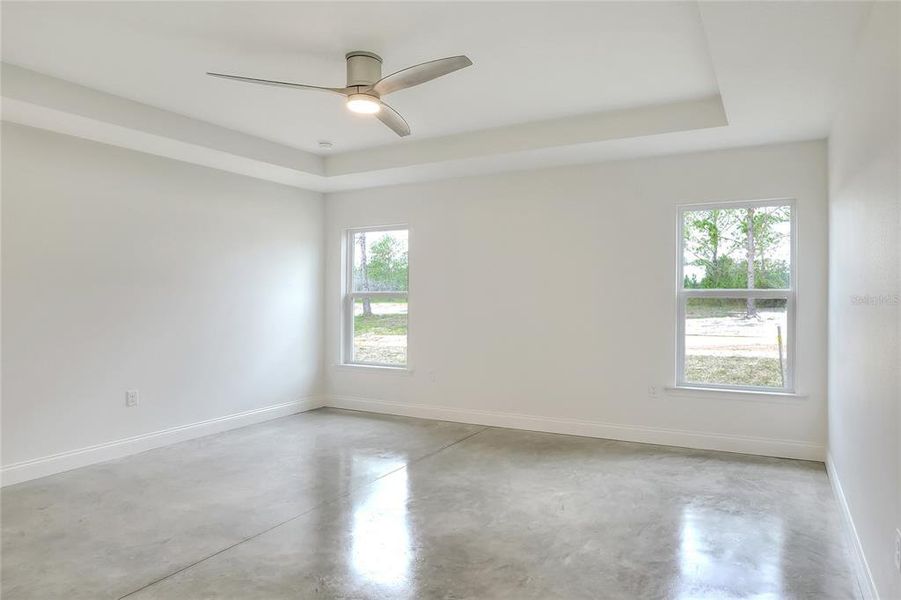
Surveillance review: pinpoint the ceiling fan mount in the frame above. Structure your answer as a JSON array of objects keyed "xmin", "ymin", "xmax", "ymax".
[
  {"xmin": 208, "ymin": 50, "xmax": 473, "ymax": 138},
  {"xmin": 344, "ymin": 50, "xmax": 383, "ymax": 87}
]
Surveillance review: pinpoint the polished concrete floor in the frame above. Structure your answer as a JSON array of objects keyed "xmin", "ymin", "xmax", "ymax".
[{"xmin": 3, "ymin": 408, "xmax": 855, "ymax": 599}]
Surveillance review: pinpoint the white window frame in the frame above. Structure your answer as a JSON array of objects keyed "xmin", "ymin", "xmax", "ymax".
[
  {"xmin": 676, "ymin": 198, "xmax": 797, "ymax": 393},
  {"xmin": 342, "ymin": 224, "xmax": 410, "ymax": 369}
]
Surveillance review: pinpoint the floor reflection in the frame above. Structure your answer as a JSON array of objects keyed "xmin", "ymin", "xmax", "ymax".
[
  {"xmin": 350, "ymin": 459, "xmax": 412, "ymax": 590},
  {"xmin": 677, "ymin": 504, "xmax": 785, "ymax": 599}
]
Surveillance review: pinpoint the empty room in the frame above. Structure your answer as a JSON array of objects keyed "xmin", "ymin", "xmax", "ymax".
[{"xmin": 1, "ymin": 1, "xmax": 899, "ymax": 598}]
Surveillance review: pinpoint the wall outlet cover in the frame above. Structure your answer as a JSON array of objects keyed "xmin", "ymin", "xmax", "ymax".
[{"xmin": 126, "ymin": 389, "xmax": 139, "ymax": 407}]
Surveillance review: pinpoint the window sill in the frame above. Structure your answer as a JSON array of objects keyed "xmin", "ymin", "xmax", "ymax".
[
  {"xmin": 666, "ymin": 386, "xmax": 808, "ymax": 403},
  {"xmin": 333, "ymin": 364, "xmax": 413, "ymax": 376}
]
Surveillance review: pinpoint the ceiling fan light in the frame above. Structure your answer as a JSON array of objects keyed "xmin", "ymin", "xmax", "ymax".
[{"xmin": 346, "ymin": 94, "xmax": 381, "ymax": 114}]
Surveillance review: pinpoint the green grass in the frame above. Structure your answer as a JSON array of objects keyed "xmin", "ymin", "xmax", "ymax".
[
  {"xmin": 686, "ymin": 299, "xmax": 786, "ymax": 319},
  {"xmin": 686, "ymin": 305, "xmax": 746, "ymax": 318},
  {"xmin": 354, "ymin": 313, "xmax": 407, "ymax": 336},
  {"xmin": 686, "ymin": 355, "xmax": 784, "ymax": 387}
]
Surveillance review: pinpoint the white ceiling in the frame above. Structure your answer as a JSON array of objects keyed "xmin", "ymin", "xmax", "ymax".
[
  {"xmin": 0, "ymin": 1, "xmax": 873, "ymax": 191},
  {"xmin": 1, "ymin": 1, "xmax": 719, "ymax": 153}
]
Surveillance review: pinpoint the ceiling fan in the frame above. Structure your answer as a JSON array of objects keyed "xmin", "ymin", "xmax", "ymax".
[{"xmin": 207, "ymin": 51, "xmax": 472, "ymax": 138}]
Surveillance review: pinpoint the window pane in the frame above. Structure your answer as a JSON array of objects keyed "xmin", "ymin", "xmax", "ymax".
[
  {"xmin": 684, "ymin": 298, "xmax": 788, "ymax": 388},
  {"xmin": 352, "ymin": 229, "xmax": 408, "ymax": 292},
  {"xmin": 682, "ymin": 205, "xmax": 791, "ymax": 290},
  {"xmin": 353, "ymin": 297, "xmax": 407, "ymax": 366}
]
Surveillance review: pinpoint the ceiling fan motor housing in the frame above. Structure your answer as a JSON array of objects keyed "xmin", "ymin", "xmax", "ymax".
[{"xmin": 345, "ymin": 51, "xmax": 383, "ymax": 88}]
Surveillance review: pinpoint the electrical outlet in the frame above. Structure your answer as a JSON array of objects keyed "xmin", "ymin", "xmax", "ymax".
[
  {"xmin": 648, "ymin": 385, "xmax": 658, "ymax": 398},
  {"xmin": 125, "ymin": 389, "xmax": 139, "ymax": 408},
  {"xmin": 894, "ymin": 528, "xmax": 901, "ymax": 573}
]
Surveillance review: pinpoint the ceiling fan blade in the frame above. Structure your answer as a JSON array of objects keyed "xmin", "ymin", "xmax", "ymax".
[
  {"xmin": 376, "ymin": 101, "xmax": 411, "ymax": 137},
  {"xmin": 207, "ymin": 72, "xmax": 348, "ymax": 95},
  {"xmin": 371, "ymin": 55, "xmax": 472, "ymax": 96}
]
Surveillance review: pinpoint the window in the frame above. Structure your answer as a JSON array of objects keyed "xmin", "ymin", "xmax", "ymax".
[
  {"xmin": 677, "ymin": 201, "xmax": 795, "ymax": 391},
  {"xmin": 343, "ymin": 226, "xmax": 409, "ymax": 368}
]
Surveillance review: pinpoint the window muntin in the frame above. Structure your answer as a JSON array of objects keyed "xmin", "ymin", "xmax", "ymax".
[
  {"xmin": 344, "ymin": 227, "xmax": 408, "ymax": 368},
  {"xmin": 677, "ymin": 201, "xmax": 794, "ymax": 391}
]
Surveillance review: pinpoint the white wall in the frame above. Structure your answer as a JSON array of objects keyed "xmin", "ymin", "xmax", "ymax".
[
  {"xmin": 827, "ymin": 3, "xmax": 900, "ymax": 598},
  {"xmin": 325, "ymin": 140, "xmax": 829, "ymax": 460},
  {"xmin": 1, "ymin": 123, "xmax": 325, "ymax": 480}
]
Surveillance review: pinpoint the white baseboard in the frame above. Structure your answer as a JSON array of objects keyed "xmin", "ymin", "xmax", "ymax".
[
  {"xmin": 324, "ymin": 395, "xmax": 825, "ymax": 461},
  {"xmin": 826, "ymin": 453, "xmax": 879, "ymax": 600},
  {"xmin": 1, "ymin": 396, "xmax": 324, "ymax": 487}
]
